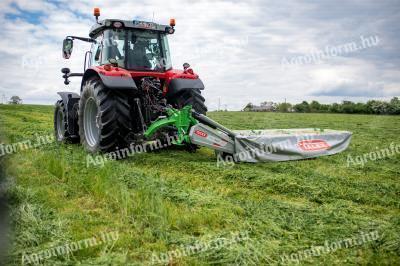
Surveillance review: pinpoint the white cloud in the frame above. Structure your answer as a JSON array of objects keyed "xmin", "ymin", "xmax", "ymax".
[{"xmin": 0, "ymin": 0, "xmax": 399, "ymax": 108}]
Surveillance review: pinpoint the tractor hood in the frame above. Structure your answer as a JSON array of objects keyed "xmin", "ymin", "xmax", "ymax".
[
  {"xmin": 83, "ymin": 66, "xmax": 204, "ymax": 97},
  {"xmin": 92, "ymin": 65, "xmax": 200, "ymax": 80}
]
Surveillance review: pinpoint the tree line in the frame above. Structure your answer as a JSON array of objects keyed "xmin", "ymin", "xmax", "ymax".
[{"xmin": 244, "ymin": 97, "xmax": 400, "ymax": 115}]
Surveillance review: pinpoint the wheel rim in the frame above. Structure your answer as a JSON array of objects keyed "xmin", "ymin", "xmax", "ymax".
[
  {"xmin": 84, "ymin": 97, "xmax": 100, "ymax": 147},
  {"xmin": 56, "ymin": 109, "xmax": 65, "ymax": 140}
]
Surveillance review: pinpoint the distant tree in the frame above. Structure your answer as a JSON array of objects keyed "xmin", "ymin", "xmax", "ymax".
[
  {"xmin": 363, "ymin": 100, "xmax": 386, "ymax": 114},
  {"xmin": 329, "ymin": 103, "xmax": 340, "ymax": 113},
  {"xmin": 255, "ymin": 98, "xmax": 400, "ymax": 115},
  {"xmin": 340, "ymin": 101, "xmax": 356, "ymax": 114},
  {"xmin": 310, "ymin": 100, "xmax": 321, "ymax": 112},
  {"xmin": 366, "ymin": 100, "xmax": 377, "ymax": 114},
  {"xmin": 370, "ymin": 101, "xmax": 390, "ymax": 114},
  {"xmin": 319, "ymin": 104, "xmax": 330, "ymax": 113},
  {"xmin": 294, "ymin": 101, "xmax": 310, "ymax": 113},
  {"xmin": 353, "ymin": 102, "xmax": 367, "ymax": 114},
  {"xmin": 389, "ymin": 97, "xmax": 400, "ymax": 114},
  {"xmin": 277, "ymin": 102, "xmax": 292, "ymax": 112},
  {"xmin": 9, "ymin": 96, "xmax": 22, "ymax": 104}
]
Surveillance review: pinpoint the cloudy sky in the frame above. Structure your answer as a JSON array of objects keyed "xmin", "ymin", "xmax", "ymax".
[{"xmin": 0, "ymin": 0, "xmax": 399, "ymax": 110}]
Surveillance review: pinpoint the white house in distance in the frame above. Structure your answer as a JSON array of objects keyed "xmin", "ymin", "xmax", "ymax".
[{"xmin": 243, "ymin": 101, "xmax": 277, "ymax": 112}]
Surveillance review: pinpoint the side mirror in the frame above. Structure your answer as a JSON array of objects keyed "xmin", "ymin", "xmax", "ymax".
[
  {"xmin": 62, "ymin": 38, "xmax": 73, "ymax": 59},
  {"xmin": 61, "ymin": 68, "xmax": 70, "ymax": 74},
  {"xmin": 61, "ymin": 68, "xmax": 71, "ymax": 85}
]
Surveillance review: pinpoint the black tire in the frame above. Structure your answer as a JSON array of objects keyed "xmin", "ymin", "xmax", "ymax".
[
  {"xmin": 172, "ymin": 89, "xmax": 207, "ymax": 114},
  {"xmin": 54, "ymin": 100, "xmax": 78, "ymax": 143},
  {"xmin": 78, "ymin": 77, "xmax": 133, "ymax": 153}
]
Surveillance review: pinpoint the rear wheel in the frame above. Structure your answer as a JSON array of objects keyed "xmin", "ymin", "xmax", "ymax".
[
  {"xmin": 172, "ymin": 89, "xmax": 207, "ymax": 114},
  {"xmin": 78, "ymin": 77, "xmax": 133, "ymax": 153}
]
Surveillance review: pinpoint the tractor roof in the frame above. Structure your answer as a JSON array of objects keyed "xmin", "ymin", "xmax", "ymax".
[{"xmin": 89, "ymin": 19, "xmax": 171, "ymax": 38}]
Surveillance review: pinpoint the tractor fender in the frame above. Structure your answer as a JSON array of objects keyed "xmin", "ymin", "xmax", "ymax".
[
  {"xmin": 81, "ymin": 68, "xmax": 138, "ymax": 91},
  {"xmin": 57, "ymin": 91, "xmax": 80, "ymax": 107},
  {"xmin": 166, "ymin": 78, "xmax": 205, "ymax": 99}
]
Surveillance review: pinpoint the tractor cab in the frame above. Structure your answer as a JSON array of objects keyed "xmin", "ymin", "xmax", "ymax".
[
  {"xmin": 88, "ymin": 19, "xmax": 174, "ymax": 72},
  {"xmin": 61, "ymin": 8, "xmax": 175, "ymax": 73}
]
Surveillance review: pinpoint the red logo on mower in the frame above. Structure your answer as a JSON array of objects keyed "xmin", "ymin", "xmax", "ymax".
[
  {"xmin": 298, "ymin": 139, "xmax": 330, "ymax": 151},
  {"xmin": 194, "ymin": 130, "xmax": 208, "ymax": 138}
]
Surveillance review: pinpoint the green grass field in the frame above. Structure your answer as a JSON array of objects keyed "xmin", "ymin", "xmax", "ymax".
[{"xmin": 0, "ymin": 104, "xmax": 399, "ymax": 265}]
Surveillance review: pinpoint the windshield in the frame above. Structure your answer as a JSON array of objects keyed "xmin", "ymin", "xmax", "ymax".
[
  {"xmin": 101, "ymin": 29, "xmax": 172, "ymax": 71},
  {"xmin": 127, "ymin": 30, "xmax": 172, "ymax": 71}
]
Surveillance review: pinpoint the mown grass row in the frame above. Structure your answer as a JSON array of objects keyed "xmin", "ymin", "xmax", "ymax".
[{"xmin": 0, "ymin": 104, "xmax": 399, "ymax": 265}]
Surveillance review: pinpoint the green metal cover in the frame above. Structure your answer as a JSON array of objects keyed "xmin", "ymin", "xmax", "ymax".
[{"xmin": 144, "ymin": 105, "xmax": 197, "ymax": 145}]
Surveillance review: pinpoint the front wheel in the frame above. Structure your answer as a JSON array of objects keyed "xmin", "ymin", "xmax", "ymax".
[
  {"xmin": 54, "ymin": 100, "xmax": 68, "ymax": 142},
  {"xmin": 54, "ymin": 100, "xmax": 78, "ymax": 143}
]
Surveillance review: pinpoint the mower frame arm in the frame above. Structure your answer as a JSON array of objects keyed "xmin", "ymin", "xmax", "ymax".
[
  {"xmin": 192, "ymin": 111, "xmax": 237, "ymax": 138},
  {"xmin": 143, "ymin": 105, "xmax": 237, "ymax": 154},
  {"xmin": 144, "ymin": 105, "xmax": 197, "ymax": 145}
]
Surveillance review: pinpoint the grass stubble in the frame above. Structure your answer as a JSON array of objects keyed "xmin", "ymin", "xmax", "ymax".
[{"xmin": 0, "ymin": 104, "xmax": 398, "ymax": 265}]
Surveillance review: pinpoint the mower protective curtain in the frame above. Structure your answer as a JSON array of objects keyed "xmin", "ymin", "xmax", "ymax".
[{"xmin": 232, "ymin": 128, "xmax": 352, "ymax": 162}]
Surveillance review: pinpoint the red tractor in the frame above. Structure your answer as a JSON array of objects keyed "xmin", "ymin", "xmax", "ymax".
[{"xmin": 55, "ymin": 8, "xmax": 207, "ymax": 153}]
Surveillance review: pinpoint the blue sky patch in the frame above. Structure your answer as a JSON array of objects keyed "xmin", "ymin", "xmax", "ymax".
[{"xmin": 5, "ymin": 3, "xmax": 46, "ymax": 25}]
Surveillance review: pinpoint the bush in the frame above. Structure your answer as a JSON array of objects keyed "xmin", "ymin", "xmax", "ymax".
[{"xmin": 246, "ymin": 98, "xmax": 400, "ymax": 115}]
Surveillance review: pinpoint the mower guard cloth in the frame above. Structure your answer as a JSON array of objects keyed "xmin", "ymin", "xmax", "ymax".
[{"xmin": 232, "ymin": 129, "xmax": 352, "ymax": 162}]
